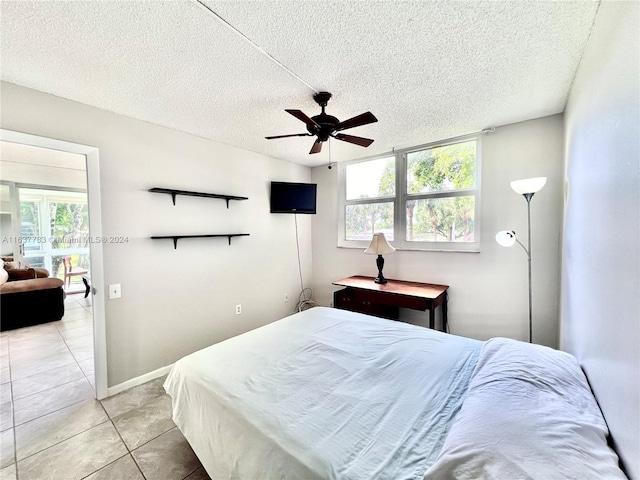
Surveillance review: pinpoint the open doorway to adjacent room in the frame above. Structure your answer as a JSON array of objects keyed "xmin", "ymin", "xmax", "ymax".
[
  {"xmin": 1, "ymin": 142, "xmax": 95, "ymax": 393},
  {"xmin": 0, "ymin": 132, "xmax": 107, "ymax": 409}
]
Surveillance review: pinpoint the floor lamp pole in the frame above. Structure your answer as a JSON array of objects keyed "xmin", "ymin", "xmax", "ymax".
[{"xmin": 525, "ymin": 193, "xmax": 533, "ymax": 343}]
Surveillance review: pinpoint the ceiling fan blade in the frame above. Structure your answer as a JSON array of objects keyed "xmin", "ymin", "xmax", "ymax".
[
  {"xmin": 309, "ymin": 139, "xmax": 323, "ymax": 154},
  {"xmin": 335, "ymin": 112, "xmax": 378, "ymax": 131},
  {"xmin": 265, "ymin": 133, "xmax": 312, "ymax": 139},
  {"xmin": 286, "ymin": 109, "xmax": 321, "ymax": 131},
  {"xmin": 333, "ymin": 133, "xmax": 374, "ymax": 147}
]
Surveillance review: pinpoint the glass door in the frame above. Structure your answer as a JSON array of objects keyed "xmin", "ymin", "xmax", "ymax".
[{"xmin": 18, "ymin": 187, "xmax": 90, "ymax": 290}]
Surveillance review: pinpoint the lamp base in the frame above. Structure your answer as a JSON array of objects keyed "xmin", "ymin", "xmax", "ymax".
[{"xmin": 374, "ymin": 255, "xmax": 387, "ymax": 284}]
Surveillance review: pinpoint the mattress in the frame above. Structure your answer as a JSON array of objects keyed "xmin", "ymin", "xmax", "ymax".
[{"xmin": 164, "ymin": 307, "xmax": 481, "ymax": 479}]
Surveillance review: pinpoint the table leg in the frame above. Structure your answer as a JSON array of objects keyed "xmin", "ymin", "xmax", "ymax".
[
  {"xmin": 442, "ymin": 292, "xmax": 448, "ymax": 333},
  {"xmin": 82, "ymin": 277, "xmax": 90, "ymax": 298},
  {"xmin": 429, "ymin": 307, "xmax": 435, "ymax": 329}
]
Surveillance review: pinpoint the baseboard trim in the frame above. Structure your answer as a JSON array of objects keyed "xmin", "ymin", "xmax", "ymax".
[{"xmin": 106, "ymin": 364, "xmax": 173, "ymax": 397}]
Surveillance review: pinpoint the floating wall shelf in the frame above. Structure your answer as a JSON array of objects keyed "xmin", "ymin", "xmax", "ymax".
[
  {"xmin": 149, "ymin": 188, "xmax": 248, "ymax": 208},
  {"xmin": 151, "ymin": 234, "xmax": 250, "ymax": 249}
]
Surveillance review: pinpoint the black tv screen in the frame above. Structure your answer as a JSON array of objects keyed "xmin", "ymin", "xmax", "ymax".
[{"xmin": 270, "ymin": 182, "xmax": 317, "ymax": 214}]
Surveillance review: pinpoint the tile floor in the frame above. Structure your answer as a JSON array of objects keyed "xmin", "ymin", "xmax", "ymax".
[{"xmin": 0, "ymin": 294, "xmax": 209, "ymax": 480}]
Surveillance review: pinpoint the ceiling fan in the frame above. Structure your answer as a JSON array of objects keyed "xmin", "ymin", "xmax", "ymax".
[{"xmin": 266, "ymin": 92, "xmax": 378, "ymax": 154}]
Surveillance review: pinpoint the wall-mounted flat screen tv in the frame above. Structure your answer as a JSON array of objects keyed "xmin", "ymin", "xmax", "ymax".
[{"xmin": 270, "ymin": 182, "xmax": 317, "ymax": 214}]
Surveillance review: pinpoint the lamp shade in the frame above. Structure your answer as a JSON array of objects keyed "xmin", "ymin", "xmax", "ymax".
[
  {"xmin": 510, "ymin": 177, "xmax": 547, "ymax": 195},
  {"xmin": 364, "ymin": 233, "xmax": 395, "ymax": 255},
  {"xmin": 495, "ymin": 230, "xmax": 516, "ymax": 247}
]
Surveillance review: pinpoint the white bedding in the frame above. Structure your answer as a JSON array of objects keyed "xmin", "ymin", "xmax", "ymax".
[
  {"xmin": 164, "ymin": 307, "xmax": 481, "ymax": 479},
  {"xmin": 424, "ymin": 338, "xmax": 626, "ymax": 480},
  {"xmin": 166, "ymin": 307, "xmax": 625, "ymax": 480}
]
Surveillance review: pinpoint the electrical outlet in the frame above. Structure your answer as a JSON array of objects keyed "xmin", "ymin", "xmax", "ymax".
[
  {"xmin": 108, "ymin": 284, "xmax": 121, "ymax": 299},
  {"xmin": 284, "ymin": 293, "xmax": 289, "ymax": 303},
  {"xmin": 235, "ymin": 304, "xmax": 242, "ymax": 315}
]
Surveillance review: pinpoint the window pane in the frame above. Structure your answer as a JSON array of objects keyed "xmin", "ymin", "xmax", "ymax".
[
  {"xmin": 23, "ymin": 256, "xmax": 45, "ymax": 268},
  {"xmin": 346, "ymin": 203, "xmax": 394, "ymax": 241},
  {"xmin": 346, "ymin": 157, "xmax": 395, "ymax": 200},
  {"xmin": 407, "ymin": 141, "xmax": 476, "ymax": 194},
  {"xmin": 51, "ymin": 202, "xmax": 90, "ymax": 249},
  {"xmin": 406, "ymin": 196, "xmax": 475, "ymax": 242},
  {"xmin": 20, "ymin": 200, "xmax": 42, "ymax": 252}
]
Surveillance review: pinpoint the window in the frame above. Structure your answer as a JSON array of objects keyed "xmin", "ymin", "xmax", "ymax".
[
  {"xmin": 19, "ymin": 188, "xmax": 90, "ymax": 281},
  {"xmin": 338, "ymin": 138, "xmax": 480, "ymax": 251}
]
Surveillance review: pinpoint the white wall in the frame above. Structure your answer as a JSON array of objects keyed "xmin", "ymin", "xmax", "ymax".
[
  {"xmin": 0, "ymin": 161, "xmax": 87, "ymax": 190},
  {"xmin": 562, "ymin": 1, "xmax": 639, "ymax": 477},
  {"xmin": 311, "ymin": 114, "xmax": 564, "ymax": 347},
  {"xmin": 0, "ymin": 141, "xmax": 87, "ymax": 189},
  {"xmin": 1, "ymin": 81, "xmax": 312, "ymax": 387}
]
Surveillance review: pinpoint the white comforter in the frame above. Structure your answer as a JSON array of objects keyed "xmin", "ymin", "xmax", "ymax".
[
  {"xmin": 424, "ymin": 338, "xmax": 626, "ymax": 480},
  {"xmin": 165, "ymin": 307, "xmax": 481, "ymax": 479}
]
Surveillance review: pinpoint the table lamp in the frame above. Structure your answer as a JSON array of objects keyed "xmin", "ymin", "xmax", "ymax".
[{"xmin": 364, "ymin": 233, "xmax": 395, "ymax": 284}]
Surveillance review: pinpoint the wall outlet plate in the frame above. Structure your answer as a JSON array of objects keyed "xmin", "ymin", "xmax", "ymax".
[
  {"xmin": 235, "ymin": 304, "xmax": 241, "ymax": 315},
  {"xmin": 109, "ymin": 284, "xmax": 121, "ymax": 299}
]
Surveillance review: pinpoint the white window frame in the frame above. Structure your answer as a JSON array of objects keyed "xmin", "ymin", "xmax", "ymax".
[{"xmin": 338, "ymin": 136, "xmax": 482, "ymax": 252}]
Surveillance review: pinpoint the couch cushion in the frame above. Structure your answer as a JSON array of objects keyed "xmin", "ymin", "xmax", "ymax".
[
  {"xmin": 0, "ymin": 268, "xmax": 7, "ymax": 286},
  {"xmin": 3, "ymin": 261, "xmax": 50, "ymax": 278},
  {"xmin": 33, "ymin": 268, "xmax": 49, "ymax": 278},
  {"xmin": 7, "ymin": 268, "xmax": 37, "ymax": 281},
  {"xmin": 0, "ymin": 277, "xmax": 64, "ymax": 294}
]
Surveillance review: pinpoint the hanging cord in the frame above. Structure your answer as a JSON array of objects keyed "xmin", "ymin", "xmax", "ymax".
[
  {"xmin": 297, "ymin": 288, "xmax": 317, "ymax": 312},
  {"xmin": 294, "ymin": 213, "xmax": 304, "ymax": 292},
  {"xmin": 294, "ymin": 214, "xmax": 318, "ymax": 312}
]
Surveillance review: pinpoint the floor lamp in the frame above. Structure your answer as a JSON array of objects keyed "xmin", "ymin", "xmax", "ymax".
[{"xmin": 496, "ymin": 177, "xmax": 547, "ymax": 343}]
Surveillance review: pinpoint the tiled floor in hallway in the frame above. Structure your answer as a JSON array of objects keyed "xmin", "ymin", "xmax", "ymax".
[{"xmin": 0, "ymin": 294, "xmax": 209, "ymax": 480}]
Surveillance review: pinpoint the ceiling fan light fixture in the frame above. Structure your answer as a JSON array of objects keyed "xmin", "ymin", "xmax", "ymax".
[
  {"xmin": 266, "ymin": 92, "xmax": 378, "ymax": 154},
  {"xmin": 313, "ymin": 91, "xmax": 332, "ymax": 108}
]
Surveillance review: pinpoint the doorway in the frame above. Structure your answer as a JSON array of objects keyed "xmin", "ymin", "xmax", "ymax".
[{"xmin": 0, "ymin": 129, "xmax": 107, "ymax": 399}]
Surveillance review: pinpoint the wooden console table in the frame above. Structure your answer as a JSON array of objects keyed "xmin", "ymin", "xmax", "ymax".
[{"xmin": 332, "ymin": 276, "xmax": 449, "ymax": 332}]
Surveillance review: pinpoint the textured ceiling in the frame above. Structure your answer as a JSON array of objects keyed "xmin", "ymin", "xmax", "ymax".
[{"xmin": 1, "ymin": 1, "xmax": 599, "ymax": 167}]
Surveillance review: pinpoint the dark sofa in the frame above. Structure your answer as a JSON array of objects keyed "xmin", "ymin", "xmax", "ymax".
[{"xmin": 1, "ymin": 261, "xmax": 65, "ymax": 331}]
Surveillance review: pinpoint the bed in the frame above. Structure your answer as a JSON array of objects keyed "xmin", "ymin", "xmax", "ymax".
[{"xmin": 164, "ymin": 307, "xmax": 626, "ymax": 479}]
